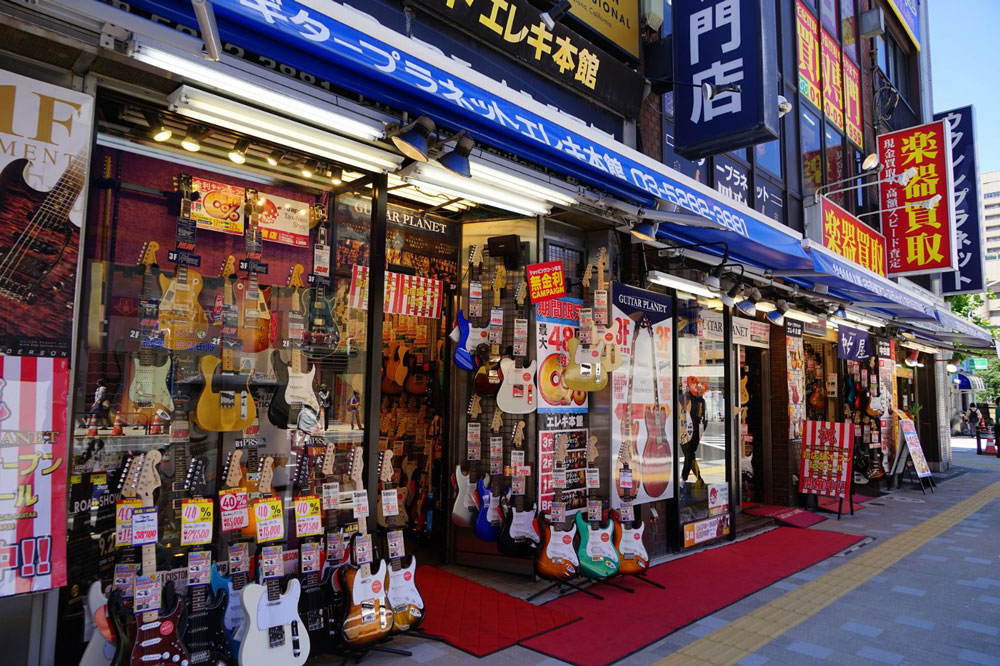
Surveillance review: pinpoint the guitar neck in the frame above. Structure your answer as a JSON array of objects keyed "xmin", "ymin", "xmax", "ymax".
[
  {"xmin": 265, "ymin": 575, "xmax": 281, "ymax": 602},
  {"xmin": 140, "ymin": 540, "xmax": 157, "ymax": 623}
]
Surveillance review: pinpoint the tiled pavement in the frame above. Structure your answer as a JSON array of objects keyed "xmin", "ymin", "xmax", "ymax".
[{"xmin": 322, "ymin": 442, "xmax": 1000, "ymax": 665}]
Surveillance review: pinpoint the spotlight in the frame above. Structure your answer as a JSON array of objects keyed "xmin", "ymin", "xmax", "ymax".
[
  {"xmin": 390, "ymin": 115, "xmax": 435, "ymax": 161},
  {"xmin": 861, "ymin": 153, "xmax": 880, "ymax": 171},
  {"xmin": 766, "ymin": 299, "xmax": 789, "ymax": 326},
  {"xmin": 721, "ymin": 284, "xmax": 741, "ymax": 308},
  {"xmin": 181, "ymin": 126, "xmax": 204, "ymax": 152},
  {"xmin": 631, "ymin": 221, "xmax": 659, "ymax": 243},
  {"xmin": 143, "ymin": 111, "xmax": 172, "ymax": 142},
  {"xmin": 736, "ymin": 295, "xmax": 757, "ymax": 317},
  {"xmin": 328, "ymin": 166, "xmax": 343, "ymax": 185},
  {"xmin": 228, "ymin": 138, "xmax": 250, "ymax": 164},
  {"xmin": 301, "ymin": 159, "xmax": 317, "ymax": 178},
  {"xmin": 777, "ymin": 95, "xmax": 793, "ymax": 119},
  {"xmin": 540, "ymin": 0, "xmax": 572, "ymax": 30},
  {"xmin": 267, "ymin": 149, "xmax": 284, "ymax": 166},
  {"xmin": 438, "ymin": 132, "xmax": 475, "ymax": 178}
]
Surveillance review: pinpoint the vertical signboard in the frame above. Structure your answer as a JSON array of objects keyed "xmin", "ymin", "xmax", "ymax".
[
  {"xmin": 799, "ymin": 421, "xmax": 855, "ymax": 498},
  {"xmin": 673, "ymin": 0, "xmax": 780, "ymax": 159},
  {"xmin": 536, "ymin": 298, "xmax": 587, "ymax": 414},
  {"xmin": 934, "ymin": 106, "xmax": 985, "ymax": 295},
  {"xmin": 842, "ymin": 57, "xmax": 864, "ymax": 147},
  {"xmin": 886, "ymin": 0, "xmax": 921, "ymax": 51},
  {"xmin": 820, "ymin": 29, "xmax": 844, "ymax": 131},
  {"xmin": 877, "ymin": 120, "xmax": 958, "ymax": 276},
  {"xmin": 796, "ymin": 0, "xmax": 822, "ymax": 111}
]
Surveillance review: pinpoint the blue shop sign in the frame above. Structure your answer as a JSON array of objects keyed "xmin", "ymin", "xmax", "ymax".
[
  {"xmin": 837, "ymin": 324, "xmax": 871, "ymax": 362},
  {"xmin": 886, "ymin": 0, "xmax": 920, "ymax": 51},
  {"xmin": 672, "ymin": 0, "xmax": 780, "ymax": 160}
]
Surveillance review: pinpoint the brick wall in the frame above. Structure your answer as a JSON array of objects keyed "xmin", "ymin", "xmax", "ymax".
[{"xmin": 769, "ymin": 330, "xmax": 794, "ymax": 505}]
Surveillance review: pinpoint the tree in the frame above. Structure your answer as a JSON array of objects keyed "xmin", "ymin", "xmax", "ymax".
[
  {"xmin": 946, "ymin": 292, "xmax": 993, "ymax": 330},
  {"xmin": 978, "ymin": 358, "xmax": 1000, "ymax": 403}
]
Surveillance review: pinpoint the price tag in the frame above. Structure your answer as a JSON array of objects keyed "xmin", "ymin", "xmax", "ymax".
[
  {"xmin": 133, "ymin": 574, "xmax": 160, "ymax": 614},
  {"xmin": 469, "ymin": 280, "xmax": 483, "ymax": 318},
  {"xmin": 619, "ymin": 503, "xmax": 635, "ymax": 523},
  {"xmin": 295, "ymin": 496, "xmax": 323, "ymax": 537},
  {"xmin": 489, "ymin": 437, "xmax": 503, "ymax": 475},
  {"xmin": 510, "ymin": 450, "xmax": 525, "ymax": 468},
  {"xmin": 489, "ymin": 307, "xmax": 504, "ymax": 344},
  {"xmin": 113, "ymin": 563, "xmax": 138, "ymax": 597},
  {"xmin": 387, "ymin": 530, "xmax": 405, "ymax": 559},
  {"xmin": 326, "ymin": 530, "xmax": 346, "ymax": 561},
  {"xmin": 131, "ymin": 506, "xmax": 158, "ymax": 546},
  {"xmin": 516, "ymin": 465, "xmax": 532, "ymax": 478},
  {"xmin": 300, "ymin": 542, "xmax": 321, "ymax": 574},
  {"xmin": 586, "ymin": 468, "xmax": 600, "ymax": 489},
  {"xmin": 313, "ymin": 242, "xmax": 330, "ymax": 278},
  {"xmin": 550, "ymin": 501, "xmax": 565, "ymax": 523},
  {"xmin": 260, "ymin": 545, "xmax": 283, "ymax": 579},
  {"xmin": 354, "ymin": 533, "xmax": 373, "ymax": 565},
  {"xmin": 587, "ymin": 499, "xmax": 602, "ymax": 522},
  {"xmin": 578, "ymin": 308, "xmax": 593, "ymax": 345},
  {"xmin": 352, "ymin": 491, "xmax": 370, "ymax": 519},
  {"xmin": 187, "ymin": 551, "xmax": 211, "ymax": 586},
  {"xmin": 467, "ymin": 422, "xmax": 481, "ymax": 461},
  {"xmin": 619, "ymin": 467, "xmax": 633, "ymax": 490},
  {"xmin": 229, "ymin": 543, "xmax": 249, "ymax": 574},
  {"xmin": 512, "ymin": 475, "xmax": 526, "ymax": 495},
  {"xmin": 253, "ymin": 497, "xmax": 285, "ymax": 543},
  {"xmin": 513, "ymin": 318, "xmax": 528, "ymax": 357},
  {"xmin": 553, "ymin": 467, "xmax": 567, "ymax": 489},
  {"xmin": 322, "ymin": 482, "xmax": 340, "ymax": 511},
  {"xmin": 115, "ymin": 499, "xmax": 141, "ymax": 547},
  {"xmin": 594, "ymin": 290, "xmax": 608, "ymax": 326},
  {"xmin": 181, "ymin": 498, "xmax": 214, "ymax": 546},
  {"xmin": 219, "ymin": 488, "xmax": 249, "ymax": 532},
  {"xmin": 380, "ymin": 489, "xmax": 399, "ymax": 517}
]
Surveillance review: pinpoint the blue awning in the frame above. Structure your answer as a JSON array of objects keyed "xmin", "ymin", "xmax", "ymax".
[
  {"xmin": 933, "ymin": 309, "xmax": 995, "ymax": 348},
  {"xmin": 957, "ymin": 373, "xmax": 986, "ymax": 391}
]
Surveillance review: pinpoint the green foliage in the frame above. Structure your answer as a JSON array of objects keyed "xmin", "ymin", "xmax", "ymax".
[
  {"xmin": 977, "ymin": 358, "xmax": 1000, "ymax": 402},
  {"xmin": 946, "ymin": 292, "xmax": 993, "ymax": 330}
]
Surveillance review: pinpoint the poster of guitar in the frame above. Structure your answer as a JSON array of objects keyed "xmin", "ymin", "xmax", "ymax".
[
  {"xmin": 0, "ymin": 70, "xmax": 93, "ymax": 357},
  {"xmin": 610, "ymin": 283, "xmax": 674, "ymax": 507}
]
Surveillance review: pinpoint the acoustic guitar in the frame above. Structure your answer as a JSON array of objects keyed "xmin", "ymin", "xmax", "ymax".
[
  {"xmin": 235, "ymin": 190, "xmax": 270, "ymax": 354},
  {"xmin": 535, "ymin": 435, "xmax": 578, "ymax": 580},
  {"xmin": 157, "ymin": 175, "xmax": 209, "ymax": 350}
]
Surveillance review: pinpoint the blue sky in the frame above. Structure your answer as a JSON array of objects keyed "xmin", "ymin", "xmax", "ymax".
[{"xmin": 929, "ymin": 0, "xmax": 1000, "ymax": 173}]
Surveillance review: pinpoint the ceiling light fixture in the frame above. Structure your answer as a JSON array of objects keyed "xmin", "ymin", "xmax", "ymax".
[
  {"xmin": 437, "ymin": 132, "xmax": 475, "ymax": 178},
  {"xmin": 389, "ymin": 115, "xmax": 436, "ymax": 162},
  {"xmin": 267, "ymin": 149, "xmax": 284, "ymax": 166},
  {"xmin": 143, "ymin": 111, "xmax": 172, "ymax": 142},
  {"xmin": 181, "ymin": 125, "xmax": 205, "ymax": 152},
  {"xmin": 301, "ymin": 159, "xmax": 316, "ymax": 179},
  {"xmin": 631, "ymin": 221, "xmax": 659, "ymax": 243},
  {"xmin": 328, "ymin": 166, "xmax": 343, "ymax": 185},
  {"xmin": 721, "ymin": 284, "xmax": 741, "ymax": 308},
  {"xmin": 766, "ymin": 299, "xmax": 789, "ymax": 326},
  {"xmin": 228, "ymin": 138, "xmax": 250, "ymax": 164},
  {"xmin": 647, "ymin": 271, "xmax": 719, "ymax": 299},
  {"xmin": 400, "ymin": 162, "xmax": 553, "ymax": 216}
]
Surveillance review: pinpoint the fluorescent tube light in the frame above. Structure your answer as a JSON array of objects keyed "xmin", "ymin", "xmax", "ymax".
[
  {"xmin": 400, "ymin": 162, "xmax": 552, "ymax": 216},
  {"xmin": 469, "ymin": 159, "xmax": 578, "ymax": 206},
  {"xmin": 783, "ymin": 309, "xmax": 820, "ymax": 323},
  {"xmin": 646, "ymin": 271, "xmax": 718, "ymax": 298}
]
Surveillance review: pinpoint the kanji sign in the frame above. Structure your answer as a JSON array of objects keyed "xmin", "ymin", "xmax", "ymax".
[
  {"xmin": 820, "ymin": 29, "xmax": 844, "ymax": 131},
  {"xmin": 898, "ymin": 419, "xmax": 931, "ymax": 477},
  {"xmin": 878, "ymin": 120, "xmax": 958, "ymax": 276},
  {"xmin": 796, "ymin": 0, "xmax": 822, "ymax": 110},
  {"xmin": 525, "ymin": 261, "xmax": 567, "ymax": 304},
  {"xmin": 190, "ymin": 177, "xmax": 245, "ymax": 235},
  {"xmin": 842, "ymin": 56, "xmax": 863, "ymax": 147},
  {"xmin": 820, "ymin": 196, "xmax": 887, "ymax": 276},
  {"xmin": 799, "ymin": 420, "xmax": 855, "ymax": 498},
  {"xmin": 836, "ymin": 324, "xmax": 871, "ymax": 362},
  {"xmin": 348, "ymin": 265, "xmax": 444, "ymax": 318},
  {"xmin": 672, "ymin": 0, "xmax": 780, "ymax": 160},
  {"xmin": 934, "ymin": 106, "xmax": 985, "ymax": 295}
]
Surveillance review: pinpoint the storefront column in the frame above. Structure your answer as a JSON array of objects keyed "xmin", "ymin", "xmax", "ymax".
[{"xmin": 724, "ymin": 307, "xmax": 735, "ymax": 540}]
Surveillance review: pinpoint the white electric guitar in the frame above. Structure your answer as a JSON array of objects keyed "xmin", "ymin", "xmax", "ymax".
[
  {"xmin": 283, "ymin": 279, "xmax": 320, "ymax": 413},
  {"xmin": 496, "ymin": 358, "xmax": 537, "ymax": 414}
]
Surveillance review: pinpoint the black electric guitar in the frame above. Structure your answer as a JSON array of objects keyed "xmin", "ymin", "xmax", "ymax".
[
  {"xmin": 302, "ymin": 211, "xmax": 340, "ymax": 359},
  {"xmin": 292, "ymin": 451, "xmax": 333, "ymax": 653}
]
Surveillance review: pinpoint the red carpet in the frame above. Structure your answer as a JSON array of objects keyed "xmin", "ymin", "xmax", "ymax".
[
  {"xmin": 521, "ymin": 527, "xmax": 862, "ymax": 666},
  {"xmin": 745, "ymin": 504, "xmax": 828, "ymax": 527},
  {"xmin": 817, "ymin": 494, "xmax": 869, "ymax": 513},
  {"xmin": 417, "ymin": 566, "xmax": 578, "ymax": 656}
]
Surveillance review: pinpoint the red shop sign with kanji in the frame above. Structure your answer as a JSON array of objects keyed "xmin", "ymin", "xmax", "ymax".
[
  {"xmin": 799, "ymin": 420, "xmax": 855, "ymax": 499},
  {"xmin": 877, "ymin": 120, "xmax": 958, "ymax": 276},
  {"xmin": 525, "ymin": 261, "xmax": 567, "ymax": 304},
  {"xmin": 821, "ymin": 196, "xmax": 887, "ymax": 276}
]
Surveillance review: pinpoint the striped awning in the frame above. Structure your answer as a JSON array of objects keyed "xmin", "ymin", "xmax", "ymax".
[{"xmin": 956, "ymin": 373, "xmax": 986, "ymax": 391}]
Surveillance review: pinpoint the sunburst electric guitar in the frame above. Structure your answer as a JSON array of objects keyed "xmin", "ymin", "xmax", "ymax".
[
  {"xmin": 158, "ymin": 174, "xmax": 209, "ymax": 350},
  {"xmin": 536, "ymin": 435, "xmax": 579, "ymax": 580}
]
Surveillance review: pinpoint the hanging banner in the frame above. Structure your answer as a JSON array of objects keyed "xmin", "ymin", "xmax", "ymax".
[
  {"xmin": 190, "ymin": 176, "xmax": 245, "ymax": 235},
  {"xmin": 820, "ymin": 196, "xmax": 887, "ymax": 276},
  {"xmin": 799, "ymin": 420, "xmax": 855, "ymax": 498},
  {"xmin": 348, "ymin": 265, "xmax": 443, "ymax": 319},
  {"xmin": 934, "ymin": 106, "xmax": 985, "ymax": 295},
  {"xmin": 786, "ymin": 321, "xmax": 806, "ymax": 440},
  {"xmin": 538, "ymin": 429, "xmax": 588, "ymax": 514},
  {"xmin": 842, "ymin": 56, "xmax": 863, "ymax": 147},
  {"xmin": 898, "ymin": 418, "xmax": 931, "ymax": 478},
  {"xmin": 525, "ymin": 261, "xmax": 567, "ymax": 304},
  {"xmin": 700, "ymin": 310, "xmax": 769, "ymax": 348},
  {"xmin": 837, "ymin": 324, "xmax": 871, "ymax": 362},
  {"xmin": 0, "ymin": 355, "xmax": 70, "ymax": 596},
  {"xmin": 673, "ymin": 0, "xmax": 780, "ymax": 159},
  {"xmin": 610, "ymin": 283, "xmax": 673, "ymax": 507},
  {"xmin": 877, "ymin": 120, "xmax": 958, "ymax": 276},
  {"xmin": 796, "ymin": 1, "xmax": 822, "ymax": 111},
  {"xmin": 820, "ymin": 29, "xmax": 844, "ymax": 132},
  {"xmin": 257, "ymin": 192, "xmax": 310, "ymax": 247},
  {"xmin": 0, "ymin": 70, "xmax": 93, "ymax": 358},
  {"xmin": 535, "ymin": 298, "xmax": 587, "ymax": 414}
]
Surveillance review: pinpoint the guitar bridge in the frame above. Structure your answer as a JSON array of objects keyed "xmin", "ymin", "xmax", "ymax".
[{"xmin": 267, "ymin": 624, "xmax": 286, "ymax": 648}]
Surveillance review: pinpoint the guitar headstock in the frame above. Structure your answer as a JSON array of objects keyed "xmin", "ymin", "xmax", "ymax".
[
  {"xmin": 348, "ymin": 446, "xmax": 364, "ymax": 489},
  {"xmin": 287, "ymin": 264, "xmax": 305, "ymax": 289},
  {"xmin": 596, "ymin": 248, "xmax": 608, "ymax": 291},
  {"xmin": 175, "ymin": 173, "xmax": 194, "ymax": 200},
  {"xmin": 136, "ymin": 450, "xmax": 162, "ymax": 504},
  {"xmin": 555, "ymin": 434, "xmax": 568, "ymax": 464},
  {"xmin": 258, "ymin": 456, "xmax": 275, "ymax": 495},
  {"xmin": 321, "ymin": 442, "xmax": 337, "ymax": 477},
  {"xmin": 293, "ymin": 453, "xmax": 311, "ymax": 491},
  {"xmin": 492, "ymin": 265, "xmax": 507, "ymax": 297},
  {"xmin": 395, "ymin": 419, "xmax": 407, "ymax": 439},
  {"xmin": 490, "ymin": 408, "xmax": 504, "ymax": 433},
  {"xmin": 581, "ymin": 259, "xmax": 595, "ymax": 289},
  {"xmin": 514, "ymin": 280, "xmax": 527, "ymax": 309},
  {"xmin": 221, "ymin": 255, "xmax": 237, "ymax": 280},
  {"xmin": 513, "ymin": 421, "xmax": 526, "ymax": 447},
  {"xmin": 586, "ymin": 436, "xmax": 599, "ymax": 464},
  {"xmin": 379, "ymin": 449, "xmax": 395, "ymax": 486},
  {"xmin": 311, "ymin": 204, "xmax": 327, "ymax": 232},
  {"xmin": 137, "ymin": 241, "xmax": 159, "ymax": 270},
  {"xmin": 468, "ymin": 394, "xmax": 482, "ymax": 419},
  {"xmin": 469, "ymin": 244, "xmax": 483, "ymax": 269},
  {"xmin": 223, "ymin": 450, "xmax": 243, "ymax": 488},
  {"xmin": 118, "ymin": 454, "xmax": 142, "ymax": 498}
]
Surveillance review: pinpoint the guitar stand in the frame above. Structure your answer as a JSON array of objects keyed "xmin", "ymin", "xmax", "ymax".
[
  {"xmin": 339, "ymin": 643, "xmax": 413, "ymax": 665},
  {"xmin": 526, "ymin": 577, "xmax": 604, "ymax": 602},
  {"xmin": 590, "ymin": 575, "xmax": 635, "ymax": 594},
  {"xmin": 620, "ymin": 572, "xmax": 666, "ymax": 590}
]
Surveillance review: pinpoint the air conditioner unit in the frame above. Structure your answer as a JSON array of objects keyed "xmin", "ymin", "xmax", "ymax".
[{"xmin": 860, "ymin": 8, "xmax": 885, "ymax": 39}]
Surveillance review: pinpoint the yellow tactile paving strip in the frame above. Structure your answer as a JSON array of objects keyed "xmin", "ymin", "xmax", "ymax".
[{"xmin": 656, "ymin": 480, "xmax": 1000, "ymax": 666}]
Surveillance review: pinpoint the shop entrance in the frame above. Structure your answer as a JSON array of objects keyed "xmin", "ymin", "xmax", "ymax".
[{"xmin": 738, "ymin": 346, "xmax": 766, "ymax": 507}]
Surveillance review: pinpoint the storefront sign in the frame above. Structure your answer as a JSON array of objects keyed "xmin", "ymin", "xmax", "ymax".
[
  {"xmin": 700, "ymin": 310, "xmax": 769, "ymax": 348},
  {"xmin": 525, "ymin": 261, "xmax": 567, "ymax": 304},
  {"xmin": 536, "ymin": 298, "xmax": 587, "ymax": 414},
  {"xmin": 802, "ymin": 319, "xmax": 829, "ymax": 338},
  {"xmin": 0, "ymin": 355, "xmax": 69, "ymax": 596},
  {"xmin": 538, "ymin": 429, "xmax": 588, "ymax": 513},
  {"xmin": 837, "ymin": 324, "xmax": 870, "ymax": 362},
  {"xmin": 191, "ymin": 176, "xmax": 245, "ymax": 235},
  {"xmin": 682, "ymin": 514, "xmax": 731, "ymax": 547},
  {"xmin": 673, "ymin": 0, "xmax": 780, "ymax": 159},
  {"xmin": 348, "ymin": 265, "xmax": 444, "ymax": 318},
  {"xmin": 714, "ymin": 155, "xmax": 750, "ymax": 206},
  {"xmin": 886, "ymin": 0, "xmax": 921, "ymax": 51},
  {"xmin": 842, "ymin": 57, "xmax": 863, "ymax": 147},
  {"xmin": 785, "ymin": 320, "xmax": 803, "ymax": 337},
  {"xmin": 898, "ymin": 418, "xmax": 931, "ymax": 477},
  {"xmin": 820, "ymin": 197, "xmax": 887, "ymax": 276},
  {"xmin": 796, "ymin": 1, "xmax": 822, "ymax": 110},
  {"xmin": 877, "ymin": 120, "xmax": 958, "ymax": 276},
  {"xmin": 0, "ymin": 70, "xmax": 92, "ymax": 358},
  {"xmin": 409, "ymin": 0, "xmax": 643, "ymax": 114},
  {"xmin": 257, "ymin": 192, "xmax": 310, "ymax": 247},
  {"xmin": 610, "ymin": 284, "xmax": 673, "ymax": 507},
  {"xmin": 799, "ymin": 420, "xmax": 854, "ymax": 497},
  {"xmin": 820, "ymin": 29, "xmax": 844, "ymax": 131},
  {"xmin": 934, "ymin": 106, "xmax": 985, "ymax": 295},
  {"xmin": 566, "ymin": 0, "xmax": 639, "ymax": 60},
  {"xmin": 786, "ymin": 326, "xmax": 805, "ymax": 440}
]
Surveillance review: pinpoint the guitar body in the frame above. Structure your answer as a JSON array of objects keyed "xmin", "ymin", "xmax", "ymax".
[
  {"xmin": 808, "ymin": 383, "xmax": 826, "ymax": 410},
  {"xmin": 107, "ymin": 590, "xmax": 135, "ymax": 666},
  {"xmin": 193, "ymin": 355, "xmax": 257, "ymax": 432},
  {"xmin": 450, "ymin": 465, "xmax": 477, "ymax": 528},
  {"xmin": 302, "ymin": 289, "xmax": 340, "ymax": 358},
  {"xmin": 298, "ymin": 574, "xmax": 334, "ymax": 654},
  {"xmin": 0, "ymin": 157, "xmax": 80, "ymax": 340},
  {"xmin": 238, "ymin": 579, "xmax": 309, "ymax": 666},
  {"xmin": 497, "ymin": 499, "xmax": 539, "ymax": 558},
  {"xmin": 535, "ymin": 515, "xmax": 578, "ymax": 580},
  {"xmin": 267, "ymin": 349, "xmax": 292, "ymax": 429},
  {"xmin": 473, "ymin": 479, "xmax": 501, "ymax": 541},
  {"xmin": 157, "ymin": 270, "xmax": 209, "ymax": 351},
  {"xmin": 678, "ymin": 400, "xmax": 694, "ymax": 446},
  {"xmin": 612, "ymin": 516, "xmax": 649, "ymax": 576},
  {"xmin": 574, "ymin": 512, "xmax": 620, "ymax": 579},
  {"xmin": 183, "ymin": 587, "xmax": 233, "ymax": 666},
  {"xmin": 376, "ymin": 487, "xmax": 409, "ymax": 529},
  {"xmin": 79, "ymin": 582, "xmax": 114, "ymax": 666},
  {"xmin": 235, "ymin": 281, "xmax": 271, "ymax": 353},
  {"xmin": 641, "ymin": 406, "xmax": 672, "ymax": 498},
  {"xmin": 386, "ymin": 558, "xmax": 424, "ymax": 633},
  {"xmin": 402, "ymin": 358, "xmax": 428, "ymax": 396},
  {"xmin": 122, "ymin": 354, "xmax": 173, "ymax": 426},
  {"xmin": 472, "ymin": 357, "xmax": 502, "ymax": 397},
  {"xmin": 844, "ymin": 375, "xmax": 857, "ymax": 408},
  {"xmin": 340, "ymin": 561, "xmax": 393, "ymax": 647},
  {"xmin": 453, "ymin": 310, "xmax": 488, "ymax": 371},
  {"xmin": 562, "ymin": 339, "xmax": 609, "ymax": 392},
  {"xmin": 285, "ymin": 362, "xmax": 319, "ymax": 414},
  {"xmin": 495, "ymin": 359, "xmax": 538, "ymax": 414},
  {"xmin": 210, "ymin": 564, "xmax": 244, "ymax": 656},
  {"xmin": 128, "ymin": 599, "xmax": 188, "ymax": 666}
]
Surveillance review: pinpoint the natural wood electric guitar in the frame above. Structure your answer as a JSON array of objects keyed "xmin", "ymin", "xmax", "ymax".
[
  {"xmin": 158, "ymin": 175, "xmax": 209, "ymax": 350},
  {"xmin": 235, "ymin": 190, "xmax": 270, "ymax": 354}
]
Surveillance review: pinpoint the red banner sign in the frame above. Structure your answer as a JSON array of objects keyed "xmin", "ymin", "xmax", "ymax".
[
  {"xmin": 842, "ymin": 57, "xmax": 863, "ymax": 147},
  {"xmin": 820, "ymin": 29, "xmax": 844, "ymax": 131},
  {"xmin": 878, "ymin": 120, "xmax": 958, "ymax": 276},
  {"xmin": 525, "ymin": 260, "xmax": 567, "ymax": 304},
  {"xmin": 796, "ymin": 1, "xmax": 822, "ymax": 110},
  {"xmin": 821, "ymin": 197, "xmax": 887, "ymax": 276},
  {"xmin": 348, "ymin": 265, "xmax": 443, "ymax": 318},
  {"xmin": 799, "ymin": 420, "xmax": 854, "ymax": 498}
]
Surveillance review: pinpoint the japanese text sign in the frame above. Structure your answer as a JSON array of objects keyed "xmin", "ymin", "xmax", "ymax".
[
  {"xmin": 799, "ymin": 420, "xmax": 854, "ymax": 498},
  {"xmin": 842, "ymin": 57, "xmax": 863, "ymax": 147},
  {"xmin": 673, "ymin": 0, "xmax": 780, "ymax": 159},
  {"xmin": 536, "ymin": 297, "xmax": 588, "ymax": 414},
  {"xmin": 348, "ymin": 265, "xmax": 443, "ymax": 318},
  {"xmin": 886, "ymin": 0, "xmax": 921, "ymax": 51},
  {"xmin": 796, "ymin": 0, "xmax": 822, "ymax": 110},
  {"xmin": 820, "ymin": 196, "xmax": 887, "ymax": 276},
  {"xmin": 878, "ymin": 120, "xmax": 958, "ymax": 276},
  {"xmin": 837, "ymin": 324, "xmax": 871, "ymax": 362},
  {"xmin": 410, "ymin": 0, "xmax": 644, "ymax": 116},
  {"xmin": 898, "ymin": 418, "xmax": 931, "ymax": 477},
  {"xmin": 820, "ymin": 29, "xmax": 844, "ymax": 131},
  {"xmin": 934, "ymin": 106, "xmax": 985, "ymax": 294},
  {"xmin": 191, "ymin": 177, "xmax": 245, "ymax": 235},
  {"xmin": 526, "ymin": 261, "xmax": 567, "ymax": 304}
]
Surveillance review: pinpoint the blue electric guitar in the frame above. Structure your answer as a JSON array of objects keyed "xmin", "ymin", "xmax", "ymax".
[
  {"xmin": 474, "ymin": 409, "xmax": 503, "ymax": 541},
  {"xmin": 453, "ymin": 245, "xmax": 486, "ymax": 370}
]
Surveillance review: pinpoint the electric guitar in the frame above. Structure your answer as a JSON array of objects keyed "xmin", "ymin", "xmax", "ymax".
[
  {"xmin": 536, "ymin": 435, "xmax": 578, "ymax": 580},
  {"xmin": 269, "ymin": 265, "xmax": 319, "ymax": 428},
  {"xmin": 380, "ymin": 450, "xmax": 425, "ymax": 634},
  {"xmin": 495, "ymin": 282, "xmax": 537, "ymax": 414},
  {"xmin": 808, "ymin": 382, "xmax": 827, "ymax": 410},
  {"xmin": 193, "ymin": 256, "xmax": 257, "ymax": 431},
  {"xmin": 576, "ymin": 437, "xmax": 620, "ymax": 579},
  {"xmin": 641, "ymin": 404, "xmax": 672, "ymax": 499},
  {"xmin": 235, "ymin": 190, "xmax": 271, "ymax": 354},
  {"xmin": 317, "ymin": 441, "xmax": 349, "ymax": 650},
  {"xmin": 107, "ymin": 455, "xmax": 142, "ymax": 666},
  {"xmin": 562, "ymin": 338, "xmax": 609, "ymax": 392},
  {"xmin": 157, "ymin": 175, "xmax": 209, "ymax": 350},
  {"xmin": 78, "ymin": 580, "xmax": 115, "ymax": 666},
  {"xmin": 341, "ymin": 447, "xmax": 394, "ymax": 646},
  {"xmin": 451, "ymin": 396, "xmax": 484, "ymax": 528},
  {"xmin": 589, "ymin": 248, "xmax": 623, "ymax": 373},
  {"xmin": 210, "ymin": 450, "xmax": 251, "ymax": 655},
  {"xmin": 473, "ymin": 265, "xmax": 506, "ymax": 396},
  {"xmin": 291, "ymin": 452, "xmax": 333, "ymax": 653},
  {"xmin": 302, "ymin": 208, "xmax": 340, "ymax": 358},
  {"xmin": 497, "ymin": 421, "xmax": 539, "ymax": 558},
  {"xmin": 410, "ymin": 415, "xmax": 440, "ymax": 533},
  {"xmin": 376, "ymin": 419, "xmax": 410, "ymax": 529},
  {"xmin": 473, "ymin": 410, "xmax": 503, "ymax": 541},
  {"xmin": 612, "ymin": 443, "xmax": 649, "ymax": 576},
  {"xmin": 453, "ymin": 245, "xmax": 486, "ymax": 371}
]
